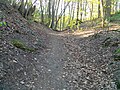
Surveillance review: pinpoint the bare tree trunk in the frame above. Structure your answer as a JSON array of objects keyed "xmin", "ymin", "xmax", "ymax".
[
  {"xmin": 100, "ymin": 0, "xmax": 105, "ymax": 27},
  {"xmin": 105, "ymin": 0, "xmax": 111, "ymax": 22},
  {"xmin": 54, "ymin": 1, "xmax": 70, "ymax": 30},
  {"xmin": 72, "ymin": 2, "xmax": 75, "ymax": 20},
  {"xmin": 48, "ymin": 0, "xmax": 51, "ymax": 26},
  {"xmin": 90, "ymin": 2, "xmax": 93, "ymax": 20},
  {"xmin": 115, "ymin": 1, "xmax": 118, "ymax": 12},
  {"xmin": 84, "ymin": 0, "xmax": 87, "ymax": 17},
  {"xmin": 55, "ymin": 0, "xmax": 60, "ymax": 26},
  {"xmin": 68, "ymin": 2, "xmax": 73, "ymax": 26},
  {"xmin": 62, "ymin": 1, "xmax": 66, "ymax": 30},
  {"xmin": 80, "ymin": 0, "xmax": 83, "ymax": 21},
  {"xmin": 76, "ymin": 0, "xmax": 80, "ymax": 21},
  {"xmin": 98, "ymin": 0, "xmax": 101, "ymax": 18},
  {"xmin": 50, "ymin": 0, "xmax": 55, "ymax": 29},
  {"xmin": 40, "ymin": 0, "xmax": 44, "ymax": 23},
  {"xmin": 60, "ymin": 2, "xmax": 63, "ymax": 31},
  {"xmin": 24, "ymin": 0, "xmax": 28, "ymax": 18}
]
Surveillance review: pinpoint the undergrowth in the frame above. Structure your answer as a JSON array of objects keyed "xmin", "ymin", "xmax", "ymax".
[{"xmin": 110, "ymin": 12, "xmax": 120, "ymax": 22}]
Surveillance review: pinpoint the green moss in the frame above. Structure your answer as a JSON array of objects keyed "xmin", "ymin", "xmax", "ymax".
[
  {"xmin": 11, "ymin": 39, "xmax": 36, "ymax": 52},
  {"xmin": 0, "ymin": 21, "xmax": 7, "ymax": 27},
  {"xmin": 26, "ymin": 47, "xmax": 36, "ymax": 52},
  {"xmin": 115, "ymin": 80, "xmax": 120, "ymax": 89},
  {"xmin": 11, "ymin": 39, "xmax": 25, "ymax": 49},
  {"xmin": 115, "ymin": 48, "xmax": 120, "ymax": 54}
]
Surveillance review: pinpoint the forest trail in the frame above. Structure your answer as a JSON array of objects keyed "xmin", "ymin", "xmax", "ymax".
[
  {"xmin": 33, "ymin": 26, "xmax": 99, "ymax": 89},
  {"xmin": 37, "ymin": 29, "xmax": 68, "ymax": 90},
  {"xmin": 30, "ymin": 21, "xmax": 120, "ymax": 90},
  {"xmin": 32, "ymin": 25, "xmax": 117, "ymax": 90},
  {"xmin": 0, "ymin": 3, "xmax": 120, "ymax": 90},
  {"xmin": 35, "ymin": 27, "xmax": 119, "ymax": 90}
]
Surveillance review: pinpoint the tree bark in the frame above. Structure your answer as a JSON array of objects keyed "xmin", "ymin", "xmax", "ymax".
[
  {"xmin": 100, "ymin": 0, "xmax": 105, "ymax": 27},
  {"xmin": 105, "ymin": 0, "xmax": 111, "ymax": 21},
  {"xmin": 48, "ymin": 0, "xmax": 51, "ymax": 26},
  {"xmin": 98, "ymin": 0, "xmax": 101, "ymax": 18},
  {"xmin": 54, "ymin": 1, "xmax": 70, "ymax": 30},
  {"xmin": 40, "ymin": 0, "xmax": 44, "ymax": 23},
  {"xmin": 50, "ymin": 0, "xmax": 55, "ymax": 29}
]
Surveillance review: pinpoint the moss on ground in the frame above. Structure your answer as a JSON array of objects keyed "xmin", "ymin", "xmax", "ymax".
[{"xmin": 11, "ymin": 39, "xmax": 36, "ymax": 52}]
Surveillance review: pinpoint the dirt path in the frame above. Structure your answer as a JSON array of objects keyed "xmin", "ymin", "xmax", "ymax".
[
  {"xmin": 41, "ymin": 33, "xmax": 67, "ymax": 90},
  {"xmin": 32, "ymin": 28, "xmax": 69, "ymax": 90},
  {"xmin": 35, "ymin": 28, "xmax": 118, "ymax": 90}
]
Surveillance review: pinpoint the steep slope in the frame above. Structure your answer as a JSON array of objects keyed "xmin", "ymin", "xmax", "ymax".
[{"xmin": 0, "ymin": 3, "xmax": 50, "ymax": 90}]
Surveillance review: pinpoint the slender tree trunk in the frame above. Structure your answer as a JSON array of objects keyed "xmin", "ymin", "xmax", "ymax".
[
  {"xmin": 48, "ymin": 0, "xmax": 51, "ymax": 26},
  {"xmin": 72, "ymin": 2, "xmax": 75, "ymax": 20},
  {"xmin": 115, "ymin": 1, "xmax": 118, "ymax": 12},
  {"xmin": 98, "ymin": 0, "xmax": 101, "ymax": 18},
  {"xmin": 24, "ymin": 0, "xmax": 28, "ymax": 18},
  {"xmin": 54, "ymin": 1, "xmax": 70, "ymax": 30},
  {"xmin": 80, "ymin": 0, "xmax": 83, "ymax": 21},
  {"xmin": 55, "ymin": 0, "xmax": 60, "ymax": 25},
  {"xmin": 105, "ymin": 0, "xmax": 111, "ymax": 22},
  {"xmin": 62, "ymin": 1, "xmax": 66, "ymax": 30},
  {"xmin": 60, "ymin": 2, "xmax": 63, "ymax": 31},
  {"xmin": 76, "ymin": 0, "xmax": 80, "ymax": 21},
  {"xmin": 68, "ymin": 4, "xmax": 71, "ymax": 26},
  {"xmin": 84, "ymin": 0, "xmax": 87, "ymax": 17},
  {"xmin": 40, "ymin": 0, "xmax": 44, "ymax": 23},
  {"xmin": 100, "ymin": 0, "xmax": 105, "ymax": 27},
  {"xmin": 90, "ymin": 2, "xmax": 93, "ymax": 20},
  {"xmin": 50, "ymin": 0, "xmax": 55, "ymax": 29},
  {"xmin": 68, "ymin": 2, "xmax": 73, "ymax": 26}
]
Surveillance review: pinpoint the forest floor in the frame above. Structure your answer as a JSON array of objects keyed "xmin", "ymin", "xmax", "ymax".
[{"xmin": 0, "ymin": 3, "xmax": 120, "ymax": 90}]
